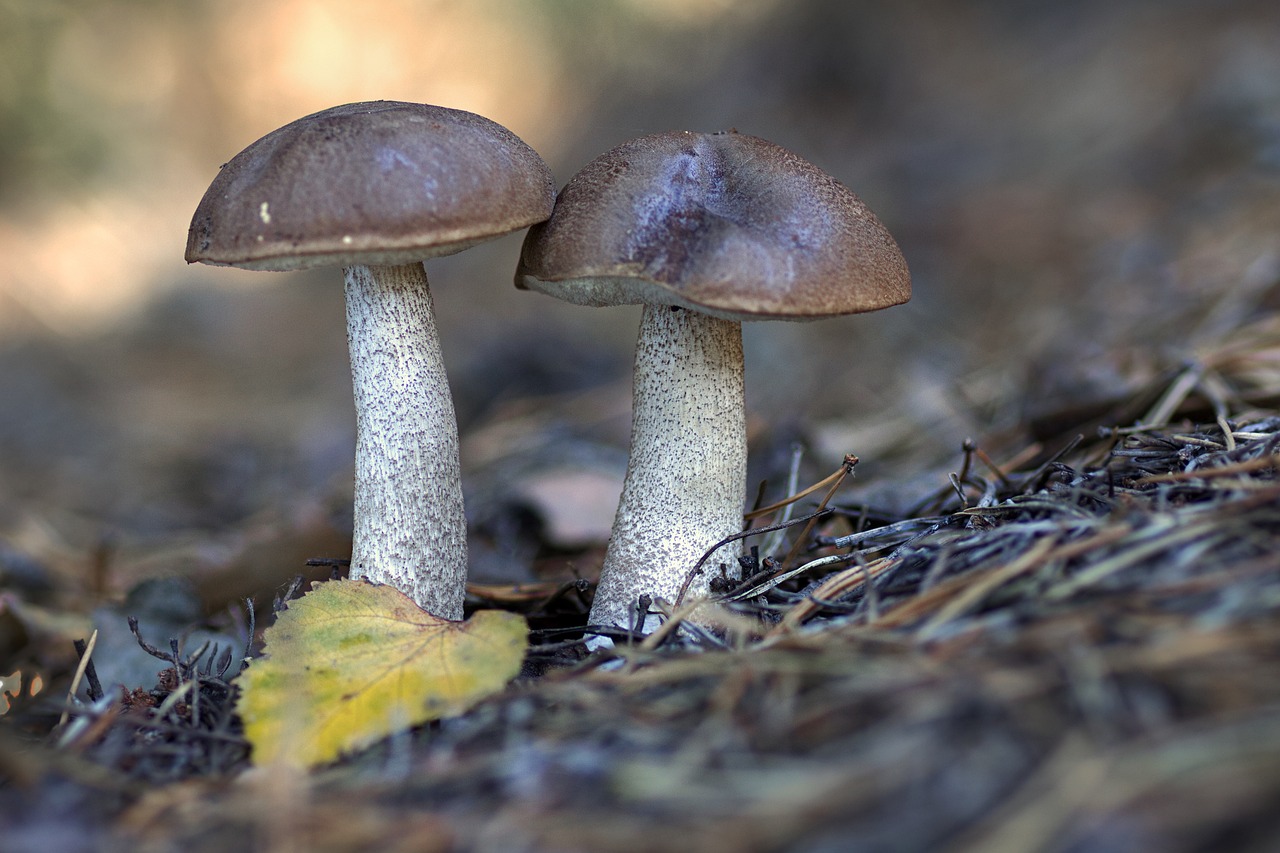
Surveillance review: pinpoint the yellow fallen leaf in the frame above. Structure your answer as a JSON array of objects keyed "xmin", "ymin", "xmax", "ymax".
[{"xmin": 237, "ymin": 579, "xmax": 527, "ymax": 768}]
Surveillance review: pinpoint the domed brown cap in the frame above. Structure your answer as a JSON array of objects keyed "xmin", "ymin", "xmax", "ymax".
[
  {"xmin": 516, "ymin": 130, "xmax": 909, "ymax": 320},
  {"xmin": 187, "ymin": 101, "xmax": 556, "ymax": 271}
]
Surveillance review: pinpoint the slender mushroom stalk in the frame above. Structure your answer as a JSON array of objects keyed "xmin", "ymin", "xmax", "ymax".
[
  {"xmin": 186, "ymin": 101, "xmax": 555, "ymax": 619},
  {"xmin": 517, "ymin": 130, "xmax": 910, "ymax": 644},
  {"xmin": 344, "ymin": 263, "xmax": 465, "ymax": 618},
  {"xmin": 597, "ymin": 305, "xmax": 746, "ymax": 634}
]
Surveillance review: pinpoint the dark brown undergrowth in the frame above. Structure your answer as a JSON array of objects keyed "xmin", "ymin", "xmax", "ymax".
[{"xmin": 6, "ymin": 347, "xmax": 1280, "ymax": 852}]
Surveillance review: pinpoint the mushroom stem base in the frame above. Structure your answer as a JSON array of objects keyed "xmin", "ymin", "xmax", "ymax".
[
  {"xmin": 344, "ymin": 262, "xmax": 467, "ymax": 620},
  {"xmin": 589, "ymin": 305, "xmax": 747, "ymax": 642}
]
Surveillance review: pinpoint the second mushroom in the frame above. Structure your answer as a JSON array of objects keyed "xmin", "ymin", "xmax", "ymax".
[{"xmin": 517, "ymin": 130, "xmax": 910, "ymax": 641}]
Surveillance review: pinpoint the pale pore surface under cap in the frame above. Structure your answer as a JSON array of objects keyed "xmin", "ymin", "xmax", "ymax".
[
  {"xmin": 589, "ymin": 305, "xmax": 746, "ymax": 636},
  {"xmin": 345, "ymin": 262, "xmax": 467, "ymax": 619}
]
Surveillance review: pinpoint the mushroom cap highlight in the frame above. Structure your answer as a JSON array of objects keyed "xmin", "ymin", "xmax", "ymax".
[
  {"xmin": 516, "ymin": 130, "xmax": 910, "ymax": 320},
  {"xmin": 187, "ymin": 101, "xmax": 556, "ymax": 271}
]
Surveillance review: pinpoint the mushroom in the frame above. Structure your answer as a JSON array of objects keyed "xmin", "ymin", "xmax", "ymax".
[
  {"xmin": 516, "ymin": 130, "xmax": 909, "ymax": 640},
  {"xmin": 186, "ymin": 101, "xmax": 555, "ymax": 619}
]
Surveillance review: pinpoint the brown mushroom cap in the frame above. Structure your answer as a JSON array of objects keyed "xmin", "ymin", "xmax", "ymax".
[
  {"xmin": 516, "ymin": 130, "xmax": 910, "ymax": 320},
  {"xmin": 186, "ymin": 101, "xmax": 556, "ymax": 271}
]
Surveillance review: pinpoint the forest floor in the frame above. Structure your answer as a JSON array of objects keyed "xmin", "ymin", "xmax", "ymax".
[{"xmin": 5, "ymin": 344, "xmax": 1280, "ymax": 851}]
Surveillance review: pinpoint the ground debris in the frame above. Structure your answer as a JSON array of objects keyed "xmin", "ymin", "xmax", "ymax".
[
  {"xmin": 9, "ymin": 384, "xmax": 1280, "ymax": 853},
  {"xmin": 55, "ymin": 408, "xmax": 1280, "ymax": 852},
  {"xmin": 52, "ymin": 612, "xmax": 250, "ymax": 786},
  {"xmin": 696, "ymin": 413, "xmax": 1280, "ymax": 650}
]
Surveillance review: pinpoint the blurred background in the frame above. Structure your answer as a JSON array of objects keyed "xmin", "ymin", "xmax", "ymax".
[{"xmin": 2, "ymin": 0, "xmax": 1279, "ymax": 662}]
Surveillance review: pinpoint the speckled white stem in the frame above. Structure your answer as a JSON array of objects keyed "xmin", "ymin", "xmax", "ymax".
[
  {"xmin": 589, "ymin": 305, "xmax": 747, "ymax": 639},
  {"xmin": 344, "ymin": 263, "xmax": 467, "ymax": 620}
]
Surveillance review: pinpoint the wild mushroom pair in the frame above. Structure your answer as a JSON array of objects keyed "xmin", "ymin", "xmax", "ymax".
[{"xmin": 186, "ymin": 103, "xmax": 909, "ymax": 642}]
